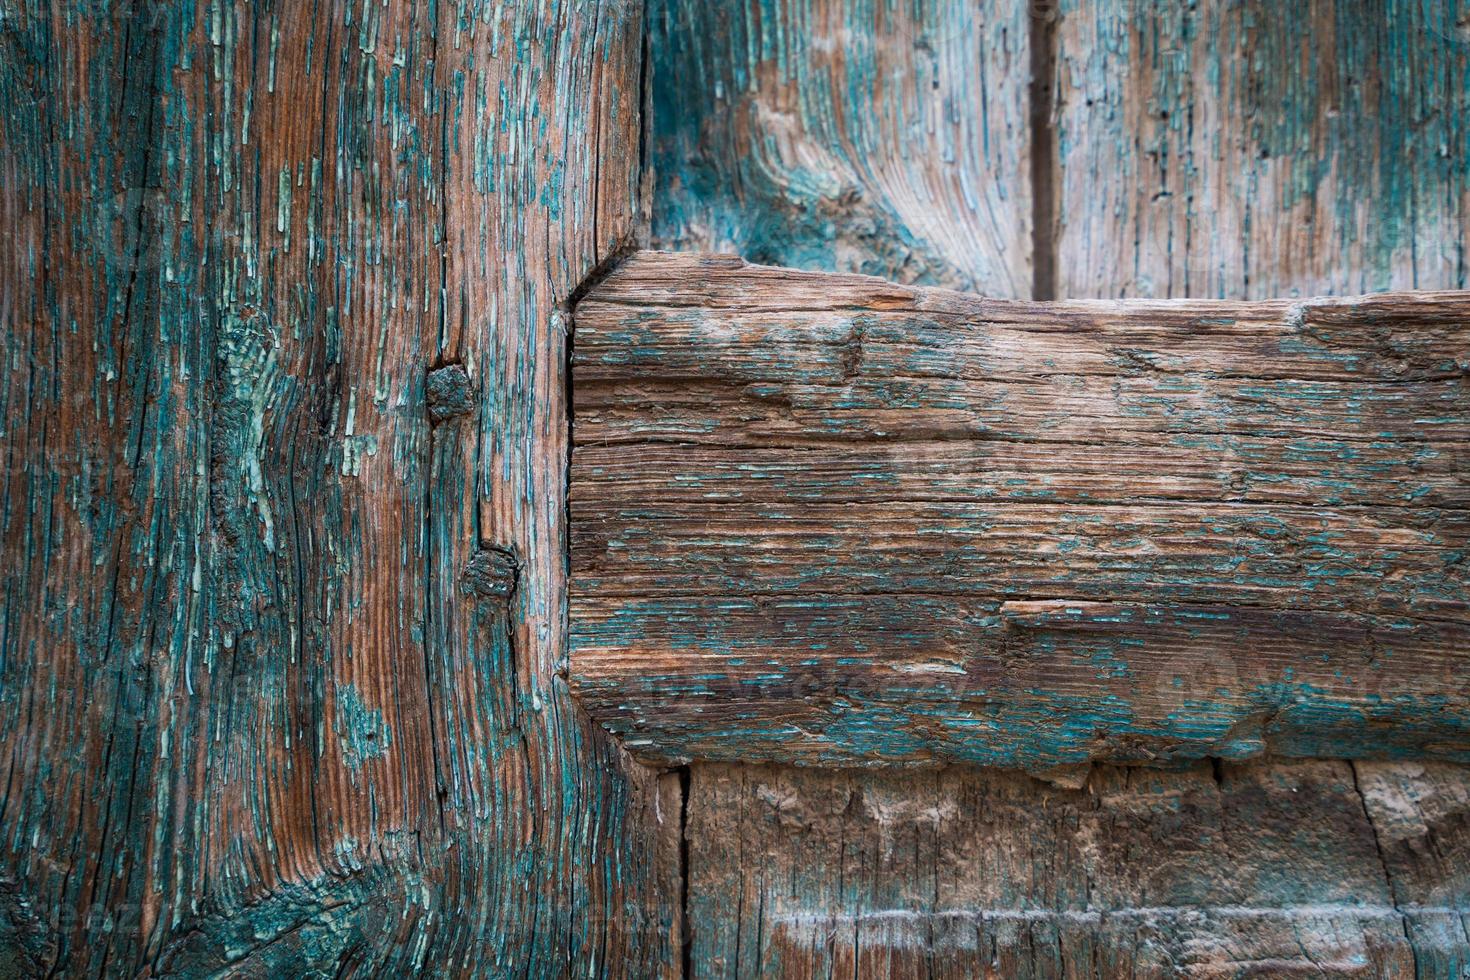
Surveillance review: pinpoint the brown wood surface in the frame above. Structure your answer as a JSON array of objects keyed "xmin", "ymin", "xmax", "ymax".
[
  {"xmin": 644, "ymin": 0, "xmax": 1035, "ymax": 296},
  {"xmin": 631, "ymin": 2, "xmax": 1470, "ymax": 973},
  {"xmin": 0, "ymin": 2, "xmax": 678, "ymax": 974},
  {"xmin": 7, "ymin": 0, "xmax": 1470, "ymax": 973},
  {"xmin": 683, "ymin": 760, "xmax": 1470, "ymax": 977},
  {"xmin": 570, "ymin": 251, "xmax": 1470, "ymax": 770},
  {"xmin": 1051, "ymin": 0, "xmax": 1470, "ymax": 299}
]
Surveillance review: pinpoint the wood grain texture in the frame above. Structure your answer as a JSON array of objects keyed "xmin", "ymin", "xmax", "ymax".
[
  {"xmin": 1355, "ymin": 760, "xmax": 1470, "ymax": 975},
  {"xmin": 644, "ymin": 0, "xmax": 1034, "ymax": 295},
  {"xmin": 1052, "ymin": 0, "xmax": 1470, "ymax": 299},
  {"xmin": 682, "ymin": 760, "xmax": 1470, "ymax": 977},
  {"xmin": 0, "ymin": 1, "xmax": 677, "ymax": 975},
  {"xmin": 631, "ymin": 6, "xmax": 1470, "ymax": 973},
  {"xmin": 570, "ymin": 251, "xmax": 1470, "ymax": 770}
]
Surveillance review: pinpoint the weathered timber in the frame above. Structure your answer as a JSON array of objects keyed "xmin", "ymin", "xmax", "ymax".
[
  {"xmin": 570, "ymin": 252, "xmax": 1470, "ymax": 769},
  {"xmin": 1051, "ymin": 0, "xmax": 1470, "ymax": 299},
  {"xmin": 645, "ymin": 0, "xmax": 1470, "ymax": 304},
  {"xmin": 635, "ymin": 4, "xmax": 1470, "ymax": 969},
  {"xmin": 0, "ymin": 2, "xmax": 677, "ymax": 975},
  {"xmin": 683, "ymin": 760, "xmax": 1470, "ymax": 977},
  {"xmin": 645, "ymin": 0, "xmax": 1034, "ymax": 295}
]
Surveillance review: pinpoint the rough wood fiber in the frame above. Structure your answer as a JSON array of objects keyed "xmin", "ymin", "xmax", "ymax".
[
  {"xmin": 570, "ymin": 252, "xmax": 1470, "ymax": 770},
  {"xmin": 645, "ymin": 0, "xmax": 1034, "ymax": 295},
  {"xmin": 1355, "ymin": 761, "xmax": 1470, "ymax": 976},
  {"xmin": 633, "ymin": 5, "xmax": 1470, "ymax": 972},
  {"xmin": 682, "ymin": 760, "xmax": 1470, "ymax": 978},
  {"xmin": 1051, "ymin": 0, "xmax": 1470, "ymax": 299},
  {"xmin": 0, "ymin": 1, "xmax": 677, "ymax": 975}
]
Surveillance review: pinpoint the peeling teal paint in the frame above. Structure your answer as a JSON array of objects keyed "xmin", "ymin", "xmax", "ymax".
[
  {"xmin": 646, "ymin": 0, "xmax": 1034, "ymax": 294},
  {"xmin": 3, "ymin": 0, "xmax": 667, "ymax": 974},
  {"xmin": 335, "ymin": 685, "xmax": 393, "ymax": 771},
  {"xmin": 571, "ymin": 257, "xmax": 1470, "ymax": 774}
]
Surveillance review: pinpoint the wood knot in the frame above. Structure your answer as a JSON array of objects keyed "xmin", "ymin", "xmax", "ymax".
[
  {"xmin": 461, "ymin": 546, "xmax": 519, "ymax": 600},
  {"xmin": 426, "ymin": 364, "xmax": 475, "ymax": 424}
]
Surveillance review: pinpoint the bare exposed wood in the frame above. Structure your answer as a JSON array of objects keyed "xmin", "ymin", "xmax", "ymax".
[
  {"xmin": 683, "ymin": 760, "xmax": 1470, "ymax": 977},
  {"xmin": 1051, "ymin": 0, "xmax": 1470, "ymax": 299},
  {"xmin": 1354, "ymin": 761, "xmax": 1470, "ymax": 973},
  {"xmin": 644, "ymin": 0, "xmax": 1034, "ymax": 295},
  {"xmin": 570, "ymin": 251, "xmax": 1470, "ymax": 770},
  {"xmin": 0, "ymin": 2, "xmax": 673, "ymax": 974}
]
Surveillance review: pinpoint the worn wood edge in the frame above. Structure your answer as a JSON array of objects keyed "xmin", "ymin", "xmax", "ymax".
[{"xmin": 583, "ymin": 250, "xmax": 1470, "ymax": 322}]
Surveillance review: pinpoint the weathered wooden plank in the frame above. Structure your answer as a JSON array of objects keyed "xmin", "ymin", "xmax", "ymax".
[
  {"xmin": 574, "ymin": 504, "xmax": 1467, "ymax": 613},
  {"xmin": 576, "ymin": 597, "xmax": 1470, "ymax": 768},
  {"xmin": 0, "ymin": 2, "xmax": 673, "ymax": 975},
  {"xmin": 645, "ymin": 0, "xmax": 1034, "ymax": 294},
  {"xmin": 685, "ymin": 760, "xmax": 1470, "ymax": 977},
  {"xmin": 570, "ymin": 252, "xmax": 1470, "ymax": 769},
  {"xmin": 1051, "ymin": 0, "xmax": 1470, "ymax": 299}
]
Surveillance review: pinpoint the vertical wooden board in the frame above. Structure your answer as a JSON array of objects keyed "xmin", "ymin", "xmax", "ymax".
[
  {"xmin": 1355, "ymin": 762, "xmax": 1470, "ymax": 907},
  {"xmin": 646, "ymin": 0, "xmax": 1035, "ymax": 295},
  {"xmin": 654, "ymin": 771, "xmax": 689, "ymax": 979},
  {"xmin": 0, "ymin": 9, "xmax": 166, "ymax": 972},
  {"xmin": 1355, "ymin": 761, "xmax": 1470, "ymax": 974},
  {"xmin": 428, "ymin": 4, "xmax": 674, "ymax": 974},
  {"xmin": 0, "ymin": 1, "xmax": 671, "ymax": 975},
  {"xmin": 1052, "ymin": 0, "xmax": 1470, "ymax": 299},
  {"xmin": 683, "ymin": 761, "xmax": 1470, "ymax": 976}
]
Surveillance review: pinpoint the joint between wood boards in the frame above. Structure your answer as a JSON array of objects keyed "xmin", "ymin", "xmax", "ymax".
[
  {"xmin": 677, "ymin": 764, "xmax": 692, "ymax": 980},
  {"xmin": 565, "ymin": 243, "xmax": 643, "ymax": 312},
  {"xmin": 1028, "ymin": 0, "xmax": 1059, "ymax": 301},
  {"xmin": 562, "ymin": 245, "xmax": 645, "ymax": 678},
  {"xmin": 636, "ymin": 1, "xmax": 655, "ymax": 242},
  {"xmin": 1347, "ymin": 760, "xmax": 1417, "ymax": 967}
]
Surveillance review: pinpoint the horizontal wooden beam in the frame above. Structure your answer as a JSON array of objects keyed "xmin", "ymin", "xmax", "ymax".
[{"xmin": 569, "ymin": 252, "xmax": 1470, "ymax": 770}]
